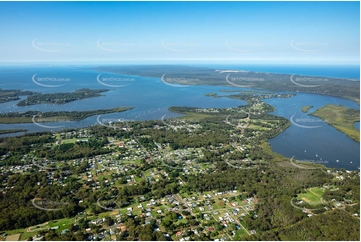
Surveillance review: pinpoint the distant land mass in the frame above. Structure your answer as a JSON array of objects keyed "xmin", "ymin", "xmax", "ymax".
[
  {"xmin": 310, "ymin": 104, "xmax": 360, "ymax": 142},
  {"xmin": 0, "ymin": 106, "xmax": 132, "ymax": 124},
  {"xmin": 17, "ymin": 88, "xmax": 109, "ymax": 106},
  {"xmin": 0, "ymin": 129, "xmax": 27, "ymax": 135},
  {"xmin": 92, "ymin": 65, "xmax": 360, "ymax": 104},
  {"xmin": 0, "ymin": 88, "xmax": 36, "ymax": 104}
]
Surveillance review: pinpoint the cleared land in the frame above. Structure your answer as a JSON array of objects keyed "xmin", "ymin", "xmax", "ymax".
[
  {"xmin": 297, "ymin": 187, "xmax": 325, "ymax": 205},
  {"xmin": 5, "ymin": 233, "xmax": 20, "ymax": 241},
  {"xmin": 61, "ymin": 138, "xmax": 89, "ymax": 144},
  {"xmin": 310, "ymin": 104, "xmax": 360, "ymax": 142}
]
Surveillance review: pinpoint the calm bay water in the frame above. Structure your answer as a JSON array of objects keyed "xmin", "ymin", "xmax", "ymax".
[
  {"xmin": 264, "ymin": 94, "xmax": 359, "ymax": 171},
  {"xmin": 0, "ymin": 65, "xmax": 359, "ymax": 170},
  {"xmin": 0, "ymin": 66, "xmax": 247, "ymax": 132}
]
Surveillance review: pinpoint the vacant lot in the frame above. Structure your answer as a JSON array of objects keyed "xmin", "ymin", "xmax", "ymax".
[
  {"xmin": 298, "ymin": 187, "xmax": 325, "ymax": 205},
  {"xmin": 6, "ymin": 234, "xmax": 20, "ymax": 241}
]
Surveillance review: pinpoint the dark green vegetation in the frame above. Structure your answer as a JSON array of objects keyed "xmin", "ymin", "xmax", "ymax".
[
  {"xmin": 37, "ymin": 137, "xmax": 110, "ymax": 161},
  {"xmin": 0, "ymin": 107, "xmax": 132, "ymax": 124},
  {"xmin": 0, "ymin": 131, "xmax": 111, "ymax": 166},
  {"xmin": 205, "ymin": 93, "xmax": 221, "ymax": 98},
  {"xmin": 0, "ymin": 90, "xmax": 359, "ymax": 241},
  {"xmin": 0, "ymin": 119, "xmax": 359, "ymax": 240},
  {"xmin": 17, "ymin": 88, "xmax": 109, "ymax": 106},
  {"xmin": 310, "ymin": 104, "xmax": 360, "ymax": 142},
  {"xmin": 0, "ymin": 132, "xmax": 56, "ymax": 161},
  {"xmin": 0, "ymin": 88, "xmax": 36, "ymax": 104},
  {"xmin": 0, "ymin": 172, "xmax": 81, "ymax": 230},
  {"xmin": 92, "ymin": 65, "xmax": 360, "ymax": 103},
  {"xmin": 0, "ymin": 129, "xmax": 27, "ymax": 135},
  {"xmin": 247, "ymin": 209, "xmax": 359, "ymax": 240},
  {"xmin": 301, "ymin": 105, "xmax": 313, "ymax": 113}
]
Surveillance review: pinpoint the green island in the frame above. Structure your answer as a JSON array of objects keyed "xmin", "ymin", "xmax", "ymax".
[
  {"xmin": 205, "ymin": 93, "xmax": 217, "ymax": 97},
  {"xmin": 0, "ymin": 129, "xmax": 27, "ymax": 135},
  {"xmin": 0, "ymin": 107, "xmax": 132, "ymax": 124},
  {"xmin": 310, "ymin": 104, "xmax": 360, "ymax": 142},
  {"xmin": 219, "ymin": 90, "xmax": 239, "ymax": 93},
  {"xmin": 301, "ymin": 105, "xmax": 313, "ymax": 113},
  {"xmin": 0, "ymin": 88, "xmax": 36, "ymax": 104},
  {"xmin": 16, "ymin": 88, "xmax": 109, "ymax": 106}
]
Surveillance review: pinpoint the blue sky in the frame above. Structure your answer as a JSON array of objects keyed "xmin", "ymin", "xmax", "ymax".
[{"xmin": 0, "ymin": 1, "xmax": 359, "ymax": 65}]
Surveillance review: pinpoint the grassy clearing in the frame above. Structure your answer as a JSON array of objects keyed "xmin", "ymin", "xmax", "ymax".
[
  {"xmin": 240, "ymin": 221, "xmax": 249, "ymax": 230},
  {"xmin": 310, "ymin": 104, "xmax": 360, "ymax": 142},
  {"xmin": 5, "ymin": 217, "xmax": 75, "ymax": 241},
  {"xmin": 179, "ymin": 112, "xmax": 212, "ymax": 121},
  {"xmin": 47, "ymin": 217, "xmax": 74, "ymax": 231},
  {"xmin": 235, "ymin": 228, "xmax": 248, "ymax": 239},
  {"xmin": 248, "ymin": 124, "xmax": 269, "ymax": 130},
  {"xmin": 19, "ymin": 231, "xmax": 38, "ymax": 241},
  {"xmin": 61, "ymin": 138, "xmax": 88, "ymax": 144},
  {"xmin": 297, "ymin": 187, "xmax": 325, "ymax": 205},
  {"xmin": 5, "ymin": 233, "xmax": 20, "ymax": 241}
]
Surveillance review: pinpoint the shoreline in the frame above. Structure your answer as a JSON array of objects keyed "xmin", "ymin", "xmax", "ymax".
[
  {"xmin": 91, "ymin": 65, "xmax": 360, "ymax": 104},
  {"xmin": 310, "ymin": 104, "xmax": 360, "ymax": 142},
  {"xmin": 0, "ymin": 107, "xmax": 133, "ymax": 124}
]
